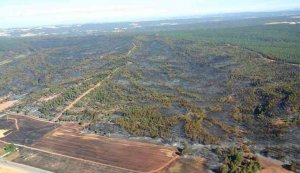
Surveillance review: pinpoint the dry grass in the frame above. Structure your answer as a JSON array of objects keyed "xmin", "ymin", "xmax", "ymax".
[
  {"xmin": 0, "ymin": 159, "xmax": 50, "ymax": 173},
  {"xmin": 208, "ymin": 105, "xmax": 223, "ymax": 112},
  {"xmin": 0, "ymin": 94, "xmax": 10, "ymax": 103},
  {"xmin": 0, "ymin": 165, "xmax": 30, "ymax": 173},
  {"xmin": 271, "ymin": 118, "xmax": 288, "ymax": 128},
  {"xmin": 4, "ymin": 150, "xmax": 20, "ymax": 161},
  {"xmin": 219, "ymin": 96, "xmax": 235, "ymax": 103},
  {"xmin": 0, "ymin": 129, "xmax": 9, "ymax": 138},
  {"xmin": 38, "ymin": 94, "xmax": 60, "ymax": 102},
  {"xmin": 258, "ymin": 155, "xmax": 293, "ymax": 173}
]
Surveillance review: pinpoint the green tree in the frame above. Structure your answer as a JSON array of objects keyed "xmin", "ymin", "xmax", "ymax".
[
  {"xmin": 4, "ymin": 144, "xmax": 16, "ymax": 153},
  {"xmin": 220, "ymin": 164, "xmax": 229, "ymax": 173}
]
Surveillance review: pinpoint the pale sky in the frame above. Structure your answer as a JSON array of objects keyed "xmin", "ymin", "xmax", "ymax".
[{"xmin": 1, "ymin": 0, "xmax": 300, "ymax": 28}]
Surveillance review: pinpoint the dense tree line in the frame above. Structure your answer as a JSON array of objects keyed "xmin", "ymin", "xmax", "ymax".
[
  {"xmin": 115, "ymin": 106, "xmax": 178, "ymax": 138},
  {"xmin": 215, "ymin": 147, "xmax": 261, "ymax": 173},
  {"xmin": 163, "ymin": 25, "xmax": 300, "ymax": 64}
]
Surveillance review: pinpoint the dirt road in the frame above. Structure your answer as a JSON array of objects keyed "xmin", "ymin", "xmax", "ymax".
[
  {"xmin": 52, "ymin": 43, "xmax": 137, "ymax": 122},
  {"xmin": 0, "ymin": 139, "xmax": 139, "ymax": 173},
  {"xmin": 127, "ymin": 43, "xmax": 137, "ymax": 56},
  {"xmin": 51, "ymin": 73, "xmax": 113, "ymax": 122},
  {"xmin": 1, "ymin": 113, "xmax": 178, "ymax": 173},
  {"xmin": 1, "ymin": 133, "xmax": 177, "ymax": 173},
  {"xmin": 7, "ymin": 112, "xmax": 55, "ymax": 124}
]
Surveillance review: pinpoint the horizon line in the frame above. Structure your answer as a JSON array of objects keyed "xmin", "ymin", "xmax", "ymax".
[{"xmin": 1, "ymin": 8, "xmax": 300, "ymax": 30}]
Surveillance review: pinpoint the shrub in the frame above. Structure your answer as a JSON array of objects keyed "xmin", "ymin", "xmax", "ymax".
[
  {"xmin": 208, "ymin": 105, "xmax": 223, "ymax": 112},
  {"xmin": 220, "ymin": 164, "xmax": 229, "ymax": 173},
  {"xmin": 219, "ymin": 96, "xmax": 235, "ymax": 103},
  {"xmin": 217, "ymin": 147, "xmax": 261, "ymax": 173},
  {"xmin": 231, "ymin": 106, "xmax": 243, "ymax": 122},
  {"xmin": 181, "ymin": 143, "xmax": 190, "ymax": 155},
  {"xmin": 115, "ymin": 106, "xmax": 178, "ymax": 138},
  {"xmin": 4, "ymin": 144, "xmax": 16, "ymax": 153},
  {"xmin": 183, "ymin": 108, "xmax": 220, "ymax": 144}
]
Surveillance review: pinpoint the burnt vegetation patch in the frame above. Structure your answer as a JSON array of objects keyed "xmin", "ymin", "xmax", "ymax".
[{"xmin": 1, "ymin": 18, "xmax": 299, "ymax": 170}]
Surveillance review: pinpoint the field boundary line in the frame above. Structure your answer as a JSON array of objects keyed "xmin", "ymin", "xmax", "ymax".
[
  {"xmin": 0, "ymin": 116, "xmax": 19, "ymax": 131},
  {"xmin": 146, "ymin": 154, "xmax": 179, "ymax": 173},
  {"xmin": 0, "ymin": 139, "xmax": 178, "ymax": 173},
  {"xmin": 0, "ymin": 151, "xmax": 11, "ymax": 158},
  {"xmin": 6, "ymin": 112, "xmax": 55, "ymax": 124}
]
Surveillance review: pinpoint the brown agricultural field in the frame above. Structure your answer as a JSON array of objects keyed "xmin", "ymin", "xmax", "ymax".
[
  {"xmin": 12, "ymin": 147, "xmax": 128, "ymax": 173},
  {"xmin": 1, "ymin": 114, "xmax": 178, "ymax": 173},
  {"xmin": 32, "ymin": 123, "xmax": 178, "ymax": 173},
  {"xmin": 162, "ymin": 157, "xmax": 207, "ymax": 173}
]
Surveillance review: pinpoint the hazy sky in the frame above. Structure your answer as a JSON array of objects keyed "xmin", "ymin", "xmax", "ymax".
[{"xmin": 1, "ymin": 0, "xmax": 300, "ymax": 28}]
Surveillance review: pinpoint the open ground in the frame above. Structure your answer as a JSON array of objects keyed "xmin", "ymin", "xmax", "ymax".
[{"xmin": 0, "ymin": 114, "xmax": 179, "ymax": 173}]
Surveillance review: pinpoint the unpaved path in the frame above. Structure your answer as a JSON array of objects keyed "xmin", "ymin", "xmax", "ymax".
[
  {"xmin": 0, "ymin": 44, "xmax": 181, "ymax": 173},
  {"xmin": 148, "ymin": 155, "xmax": 179, "ymax": 173},
  {"xmin": 52, "ymin": 43, "xmax": 137, "ymax": 122},
  {"xmin": 7, "ymin": 112, "xmax": 55, "ymax": 124},
  {"xmin": 0, "ymin": 137, "xmax": 177, "ymax": 173},
  {"xmin": 51, "ymin": 73, "xmax": 113, "ymax": 122},
  {"xmin": 127, "ymin": 43, "xmax": 137, "ymax": 56},
  {"xmin": 0, "ymin": 139, "xmax": 139, "ymax": 173},
  {"xmin": 0, "ymin": 116, "xmax": 19, "ymax": 131},
  {"xmin": 1, "ymin": 113, "xmax": 178, "ymax": 173},
  {"xmin": 8, "ymin": 117, "xmax": 19, "ymax": 131}
]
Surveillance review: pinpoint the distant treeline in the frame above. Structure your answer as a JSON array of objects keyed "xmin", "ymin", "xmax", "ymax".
[{"xmin": 163, "ymin": 25, "xmax": 300, "ymax": 64}]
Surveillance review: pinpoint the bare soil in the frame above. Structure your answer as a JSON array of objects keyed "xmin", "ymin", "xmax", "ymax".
[
  {"xmin": 258, "ymin": 155, "xmax": 293, "ymax": 173},
  {"xmin": 32, "ymin": 123, "xmax": 178, "ymax": 173},
  {"xmin": 1, "ymin": 115, "xmax": 178, "ymax": 173},
  {"xmin": 39, "ymin": 94, "xmax": 60, "ymax": 102},
  {"xmin": 0, "ymin": 100, "xmax": 18, "ymax": 111}
]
